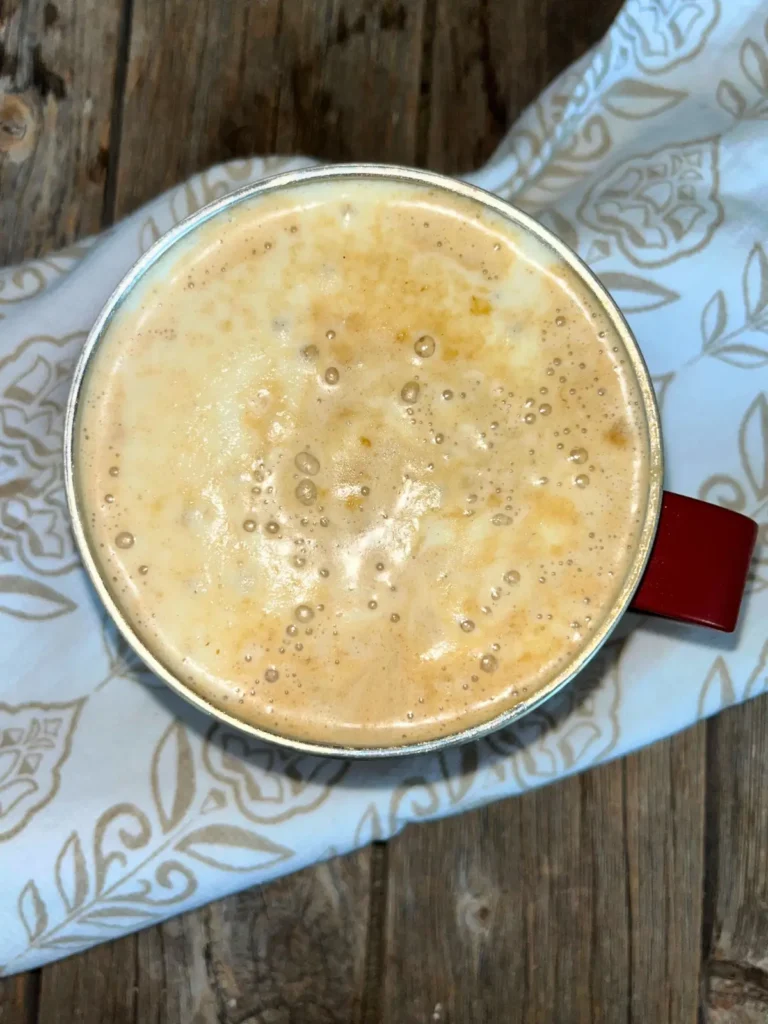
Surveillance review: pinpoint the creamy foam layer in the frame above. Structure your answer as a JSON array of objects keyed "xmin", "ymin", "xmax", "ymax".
[{"xmin": 76, "ymin": 177, "xmax": 650, "ymax": 748}]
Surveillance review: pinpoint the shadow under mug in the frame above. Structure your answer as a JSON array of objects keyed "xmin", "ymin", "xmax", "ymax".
[{"xmin": 64, "ymin": 163, "xmax": 759, "ymax": 758}]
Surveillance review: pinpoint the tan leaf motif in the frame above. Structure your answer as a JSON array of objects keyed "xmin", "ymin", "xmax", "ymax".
[
  {"xmin": 203, "ymin": 724, "xmax": 348, "ymax": 823},
  {"xmin": 716, "ymin": 80, "xmax": 747, "ymax": 119},
  {"xmin": 577, "ymin": 137, "xmax": 723, "ymax": 268},
  {"xmin": 701, "ymin": 291, "xmax": 727, "ymax": 349},
  {"xmin": 0, "ymin": 700, "xmax": 85, "ymax": 841},
  {"xmin": 354, "ymin": 804, "xmax": 384, "ymax": 846},
  {"xmin": 18, "ymin": 880, "xmax": 47, "ymax": 942},
  {"xmin": 743, "ymin": 243, "xmax": 768, "ymax": 321},
  {"xmin": 138, "ymin": 217, "xmax": 162, "ymax": 255},
  {"xmin": 55, "ymin": 832, "xmax": 89, "ymax": 913},
  {"xmin": 388, "ymin": 776, "xmax": 440, "ymax": 834},
  {"xmin": 176, "ymin": 824, "xmax": 293, "ymax": 872},
  {"xmin": 0, "ymin": 332, "xmax": 85, "ymax": 577},
  {"xmin": 712, "ymin": 346, "xmax": 768, "ymax": 370},
  {"xmin": 151, "ymin": 722, "xmax": 195, "ymax": 833},
  {"xmin": 93, "ymin": 804, "xmax": 152, "ymax": 895},
  {"xmin": 741, "ymin": 38, "xmax": 768, "ymax": 94},
  {"xmin": 739, "ymin": 393, "xmax": 768, "ymax": 500},
  {"xmin": 697, "ymin": 656, "xmax": 736, "ymax": 717},
  {"xmin": 617, "ymin": 0, "xmax": 721, "ymax": 74},
  {"xmin": 598, "ymin": 271, "xmax": 680, "ymax": 313},
  {"xmin": 602, "ymin": 78, "xmax": 687, "ymax": 119},
  {"xmin": 652, "ymin": 372, "xmax": 676, "ymax": 414},
  {"xmin": 438, "ymin": 743, "xmax": 479, "ymax": 806},
  {"xmin": 0, "ymin": 575, "xmax": 76, "ymax": 620}
]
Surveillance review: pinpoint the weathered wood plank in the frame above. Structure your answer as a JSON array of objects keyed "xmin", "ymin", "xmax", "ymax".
[
  {"xmin": 110, "ymin": 0, "xmax": 428, "ymax": 221},
  {"xmin": 0, "ymin": 0, "xmax": 125, "ymax": 263},
  {"xmin": 704, "ymin": 699, "xmax": 768, "ymax": 1023},
  {"xmin": 624, "ymin": 724, "xmax": 706, "ymax": 1024},
  {"xmin": 0, "ymin": 974, "xmax": 38, "ymax": 1024},
  {"xmin": 35, "ymin": 851, "xmax": 371, "ymax": 1024},
  {"xmin": 422, "ymin": 0, "xmax": 624, "ymax": 174},
  {"xmin": 381, "ymin": 728, "xmax": 705, "ymax": 1024}
]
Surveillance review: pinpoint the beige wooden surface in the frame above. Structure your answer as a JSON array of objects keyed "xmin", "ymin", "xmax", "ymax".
[{"xmin": 2, "ymin": 0, "xmax": 766, "ymax": 1020}]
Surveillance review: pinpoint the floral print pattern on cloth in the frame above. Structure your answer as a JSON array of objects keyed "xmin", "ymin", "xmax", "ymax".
[{"xmin": 1, "ymin": 2, "xmax": 768, "ymax": 976}]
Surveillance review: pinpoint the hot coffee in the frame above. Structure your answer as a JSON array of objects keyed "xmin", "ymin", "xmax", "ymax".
[{"xmin": 75, "ymin": 175, "xmax": 650, "ymax": 748}]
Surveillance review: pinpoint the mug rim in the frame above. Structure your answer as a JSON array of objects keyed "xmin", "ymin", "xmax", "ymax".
[{"xmin": 63, "ymin": 162, "xmax": 664, "ymax": 759}]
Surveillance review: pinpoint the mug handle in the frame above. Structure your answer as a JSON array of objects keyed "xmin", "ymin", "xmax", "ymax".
[{"xmin": 630, "ymin": 492, "xmax": 758, "ymax": 632}]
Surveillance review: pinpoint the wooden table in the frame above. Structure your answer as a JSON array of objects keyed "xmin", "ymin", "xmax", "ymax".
[{"xmin": 2, "ymin": 1, "xmax": 767, "ymax": 1021}]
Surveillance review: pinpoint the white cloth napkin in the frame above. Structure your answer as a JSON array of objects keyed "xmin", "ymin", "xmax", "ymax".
[{"xmin": 1, "ymin": 0, "xmax": 766, "ymax": 975}]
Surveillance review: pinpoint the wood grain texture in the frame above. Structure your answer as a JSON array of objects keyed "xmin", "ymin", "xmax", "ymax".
[
  {"xmin": 422, "ymin": 0, "xmax": 624, "ymax": 173},
  {"xmin": 704, "ymin": 699, "xmax": 768, "ymax": 1023},
  {"xmin": 111, "ymin": 0, "xmax": 428, "ymax": 220},
  {"xmin": 0, "ymin": 974, "xmax": 38, "ymax": 1024},
  {"xmin": 381, "ymin": 729, "xmax": 705, "ymax": 1024},
  {"xmin": 33, "ymin": 851, "xmax": 371, "ymax": 1024},
  {"xmin": 0, "ymin": 0, "xmax": 124, "ymax": 263}
]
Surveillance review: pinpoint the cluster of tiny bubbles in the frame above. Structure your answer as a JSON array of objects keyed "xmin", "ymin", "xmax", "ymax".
[
  {"xmin": 324, "ymin": 367, "xmax": 340, "ymax": 385},
  {"xmin": 492, "ymin": 513, "xmax": 512, "ymax": 526},
  {"xmin": 574, "ymin": 474, "xmax": 590, "ymax": 488},
  {"xmin": 480, "ymin": 654, "xmax": 498, "ymax": 673},
  {"xmin": 504, "ymin": 570, "xmax": 520, "ymax": 584},
  {"xmin": 401, "ymin": 381, "xmax": 420, "ymax": 403},
  {"xmin": 295, "ymin": 604, "xmax": 314, "ymax": 623},
  {"xmin": 264, "ymin": 667, "xmax": 280, "ymax": 683},
  {"xmin": 460, "ymin": 619, "xmax": 475, "ymax": 633},
  {"xmin": 568, "ymin": 447, "xmax": 588, "ymax": 464},
  {"xmin": 116, "ymin": 532, "xmax": 134, "ymax": 549},
  {"xmin": 265, "ymin": 521, "xmax": 280, "ymax": 535},
  {"xmin": 243, "ymin": 519, "xmax": 257, "ymax": 532},
  {"xmin": 414, "ymin": 335, "xmax": 436, "ymax": 358},
  {"xmin": 295, "ymin": 479, "xmax": 317, "ymax": 505}
]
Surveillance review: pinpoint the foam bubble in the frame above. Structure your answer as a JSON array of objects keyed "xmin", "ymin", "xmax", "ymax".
[
  {"xmin": 265, "ymin": 667, "xmax": 280, "ymax": 682},
  {"xmin": 324, "ymin": 367, "xmax": 340, "ymax": 385},
  {"xmin": 295, "ymin": 479, "xmax": 318, "ymax": 505},
  {"xmin": 492, "ymin": 514, "xmax": 512, "ymax": 526},
  {"xmin": 401, "ymin": 381, "xmax": 420, "ymax": 403},
  {"xmin": 414, "ymin": 335, "xmax": 435, "ymax": 357},
  {"xmin": 243, "ymin": 519, "xmax": 257, "ymax": 532},
  {"xmin": 295, "ymin": 604, "xmax": 314, "ymax": 623},
  {"xmin": 480, "ymin": 654, "xmax": 498, "ymax": 673},
  {"xmin": 116, "ymin": 532, "xmax": 135, "ymax": 549},
  {"xmin": 568, "ymin": 447, "xmax": 588, "ymax": 464},
  {"xmin": 503, "ymin": 570, "xmax": 520, "ymax": 584},
  {"xmin": 574, "ymin": 474, "xmax": 590, "ymax": 488},
  {"xmin": 460, "ymin": 619, "xmax": 475, "ymax": 632}
]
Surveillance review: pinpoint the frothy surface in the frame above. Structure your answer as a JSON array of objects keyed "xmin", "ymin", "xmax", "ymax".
[{"xmin": 76, "ymin": 178, "xmax": 650, "ymax": 748}]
